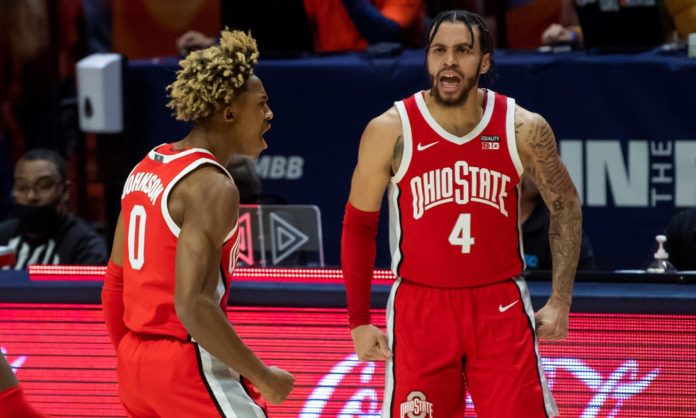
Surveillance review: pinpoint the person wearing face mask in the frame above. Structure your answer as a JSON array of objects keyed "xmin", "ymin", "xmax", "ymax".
[{"xmin": 0, "ymin": 148, "xmax": 107, "ymax": 269}]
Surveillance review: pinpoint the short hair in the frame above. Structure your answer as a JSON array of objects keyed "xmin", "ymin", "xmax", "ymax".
[
  {"xmin": 167, "ymin": 29, "xmax": 259, "ymax": 122},
  {"xmin": 426, "ymin": 10, "xmax": 494, "ymax": 58},
  {"xmin": 20, "ymin": 148, "xmax": 67, "ymax": 181}
]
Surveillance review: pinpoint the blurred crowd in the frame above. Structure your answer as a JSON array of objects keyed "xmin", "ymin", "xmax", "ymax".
[{"xmin": 1, "ymin": 0, "xmax": 694, "ymax": 270}]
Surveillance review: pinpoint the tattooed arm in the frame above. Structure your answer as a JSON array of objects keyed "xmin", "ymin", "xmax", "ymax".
[{"xmin": 515, "ymin": 105, "xmax": 582, "ymax": 340}]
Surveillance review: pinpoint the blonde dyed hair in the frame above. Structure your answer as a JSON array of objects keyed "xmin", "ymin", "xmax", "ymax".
[{"xmin": 167, "ymin": 30, "xmax": 259, "ymax": 122}]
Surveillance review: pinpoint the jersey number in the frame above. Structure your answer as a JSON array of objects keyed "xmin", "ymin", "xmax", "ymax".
[
  {"xmin": 127, "ymin": 204, "xmax": 238, "ymax": 274},
  {"xmin": 449, "ymin": 213, "xmax": 475, "ymax": 253},
  {"xmin": 128, "ymin": 205, "xmax": 147, "ymax": 270}
]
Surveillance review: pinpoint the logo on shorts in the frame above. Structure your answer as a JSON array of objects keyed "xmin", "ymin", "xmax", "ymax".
[{"xmin": 400, "ymin": 391, "xmax": 433, "ymax": 418}]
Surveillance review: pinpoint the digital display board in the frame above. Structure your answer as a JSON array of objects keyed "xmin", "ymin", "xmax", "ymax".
[{"xmin": 1, "ymin": 304, "xmax": 694, "ymax": 417}]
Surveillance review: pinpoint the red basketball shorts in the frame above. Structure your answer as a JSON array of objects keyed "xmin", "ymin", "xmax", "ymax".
[
  {"xmin": 116, "ymin": 331, "xmax": 267, "ymax": 417},
  {"xmin": 382, "ymin": 276, "xmax": 558, "ymax": 418}
]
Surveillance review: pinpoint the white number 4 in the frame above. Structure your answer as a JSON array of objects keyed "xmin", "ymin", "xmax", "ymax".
[{"xmin": 449, "ymin": 214, "xmax": 475, "ymax": 253}]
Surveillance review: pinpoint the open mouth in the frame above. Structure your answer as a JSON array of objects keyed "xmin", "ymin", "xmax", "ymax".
[{"xmin": 439, "ymin": 73, "xmax": 461, "ymax": 93}]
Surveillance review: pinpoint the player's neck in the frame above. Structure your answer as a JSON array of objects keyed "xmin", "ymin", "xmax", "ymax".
[
  {"xmin": 174, "ymin": 124, "xmax": 233, "ymax": 165},
  {"xmin": 424, "ymin": 88, "xmax": 484, "ymax": 137}
]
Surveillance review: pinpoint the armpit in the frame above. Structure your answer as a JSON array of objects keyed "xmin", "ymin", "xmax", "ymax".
[{"xmin": 391, "ymin": 135, "xmax": 403, "ymax": 176}]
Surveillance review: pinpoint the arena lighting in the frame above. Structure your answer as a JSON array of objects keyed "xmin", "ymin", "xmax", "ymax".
[
  {"xmin": 1, "ymin": 304, "xmax": 694, "ymax": 417},
  {"xmin": 27, "ymin": 265, "xmax": 398, "ymax": 284}
]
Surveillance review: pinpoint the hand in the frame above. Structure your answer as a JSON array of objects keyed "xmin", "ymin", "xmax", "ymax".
[
  {"xmin": 256, "ymin": 366, "xmax": 295, "ymax": 405},
  {"xmin": 176, "ymin": 31, "xmax": 215, "ymax": 56},
  {"xmin": 351, "ymin": 324, "xmax": 392, "ymax": 361},
  {"xmin": 541, "ymin": 23, "xmax": 575, "ymax": 45},
  {"xmin": 534, "ymin": 297, "xmax": 571, "ymax": 340}
]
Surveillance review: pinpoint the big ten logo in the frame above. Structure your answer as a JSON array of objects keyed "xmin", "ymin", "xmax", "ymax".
[
  {"xmin": 300, "ymin": 353, "xmax": 382, "ymax": 418},
  {"xmin": 255, "ymin": 155, "xmax": 304, "ymax": 180},
  {"xmin": 559, "ymin": 139, "xmax": 696, "ymax": 207}
]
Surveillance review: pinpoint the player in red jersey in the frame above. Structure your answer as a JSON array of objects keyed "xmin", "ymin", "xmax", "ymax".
[
  {"xmin": 342, "ymin": 10, "xmax": 582, "ymax": 418},
  {"xmin": 101, "ymin": 30, "xmax": 294, "ymax": 417}
]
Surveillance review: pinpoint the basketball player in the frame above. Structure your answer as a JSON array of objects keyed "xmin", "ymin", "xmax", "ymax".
[
  {"xmin": 341, "ymin": 10, "xmax": 581, "ymax": 417},
  {"xmin": 101, "ymin": 30, "xmax": 294, "ymax": 417}
]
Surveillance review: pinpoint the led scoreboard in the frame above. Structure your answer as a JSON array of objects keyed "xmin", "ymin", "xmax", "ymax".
[{"xmin": 0, "ymin": 267, "xmax": 694, "ymax": 417}]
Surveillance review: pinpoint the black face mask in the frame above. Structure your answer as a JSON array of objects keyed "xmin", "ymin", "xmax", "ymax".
[{"xmin": 14, "ymin": 203, "xmax": 64, "ymax": 238}]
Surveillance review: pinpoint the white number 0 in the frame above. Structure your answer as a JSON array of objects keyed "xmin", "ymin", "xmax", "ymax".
[
  {"xmin": 128, "ymin": 205, "xmax": 146, "ymax": 270},
  {"xmin": 448, "ymin": 213, "xmax": 475, "ymax": 253}
]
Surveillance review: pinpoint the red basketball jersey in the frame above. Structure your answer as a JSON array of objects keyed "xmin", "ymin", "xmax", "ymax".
[
  {"xmin": 120, "ymin": 144, "xmax": 240, "ymax": 340},
  {"xmin": 389, "ymin": 90, "xmax": 524, "ymax": 288}
]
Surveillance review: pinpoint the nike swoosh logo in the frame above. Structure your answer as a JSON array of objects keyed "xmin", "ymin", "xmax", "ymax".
[
  {"xmin": 417, "ymin": 141, "xmax": 439, "ymax": 151},
  {"xmin": 498, "ymin": 300, "xmax": 519, "ymax": 312}
]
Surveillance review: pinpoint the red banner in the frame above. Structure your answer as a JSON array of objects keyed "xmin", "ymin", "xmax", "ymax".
[{"xmin": 0, "ymin": 304, "xmax": 694, "ymax": 417}]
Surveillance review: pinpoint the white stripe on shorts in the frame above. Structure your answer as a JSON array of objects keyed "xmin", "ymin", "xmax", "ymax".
[
  {"xmin": 197, "ymin": 344, "xmax": 266, "ymax": 418},
  {"xmin": 513, "ymin": 276, "xmax": 559, "ymax": 417},
  {"xmin": 381, "ymin": 277, "xmax": 401, "ymax": 418}
]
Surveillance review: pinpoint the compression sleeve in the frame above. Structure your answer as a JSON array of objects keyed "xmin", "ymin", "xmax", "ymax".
[
  {"xmin": 341, "ymin": 202, "xmax": 380, "ymax": 329},
  {"xmin": 341, "ymin": 0, "xmax": 401, "ymax": 43},
  {"xmin": 101, "ymin": 260, "xmax": 128, "ymax": 348}
]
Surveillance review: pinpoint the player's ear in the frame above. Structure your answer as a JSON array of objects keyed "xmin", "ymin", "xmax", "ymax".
[
  {"xmin": 480, "ymin": 52, "xmax": 491, "ymax": 75},
  {"xmin": 222, "ymin": 105, "xmax": 235, "ymax": 122}
]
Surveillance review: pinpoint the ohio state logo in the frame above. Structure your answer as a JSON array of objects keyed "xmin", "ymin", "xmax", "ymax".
[{"xmin": 400, "ymin": 390, "xmax": 433, "ymax": 418}]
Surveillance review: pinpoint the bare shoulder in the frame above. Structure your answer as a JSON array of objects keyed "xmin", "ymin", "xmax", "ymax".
[
  {"xmin": 364, "ymin": 106, "xmax": 401, "ymax": 140},
  {"xmin": 170, "ymin": 165, "xmax": 238, "ymax": 230},
  {"xmin": 358, "ymin": 106, "xmax": 403, "ymax": 160},
  {"xmin": 514, "ymin": 104, "xmax": 550, "ymax": 145},
  {"xmin": 183, "ymin": 165, "xmax": 237, "ymax": 206},
  {"xmin": 513, "ymin": 104, "xmax": 556, "ymax": 164}
]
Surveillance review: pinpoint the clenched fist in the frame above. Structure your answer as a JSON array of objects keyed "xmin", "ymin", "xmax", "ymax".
[{"xmin": 257, "ymin": 366, "xmax": 295, "ymax": 405}]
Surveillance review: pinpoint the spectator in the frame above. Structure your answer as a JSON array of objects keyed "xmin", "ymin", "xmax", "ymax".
[
  {"xmin": 0, "ymin": 0, "xmax": 50, "ymax": 219},
  {"xmin": 175, "ymin": 0, "xmax": 312, "ymax": 56},
  {"xmin": 428, "ymin": 0, "xmax": 567, "ymax": 49},
  {"xmin": 1, "ymin": 0, "xmax": 90, "ymax": 219},
  {"xmin": 665, "ymin": 0, "xmax": 696, "ymax": 40},
  {"xmin": 664, "ymin": 208, "xmax": 696, "ymax": 271},
  {"xmin": 506, "ymin": 0, "xmax": 568, "ymax": 49},
  {"xmin": 0, "ymin": 149, "xmax": 107, "ymax": 269},
  {"xmin": 541, "ymin": 0, "xmax": 685, "ymax": 47},
  {"xmin": 176, "ymin": 0, "xmax": 425, "ymax": 55},
  {"xmin": 304, "ymin": 0, "xmax": 425, "ymax": 52},
  {"xmin": 540, "ymin": 0, "xmax": 581, "ymax": 47},
  {"xmin": 520, "ymin": 174, "xmax": 595, "ymax": 270}
]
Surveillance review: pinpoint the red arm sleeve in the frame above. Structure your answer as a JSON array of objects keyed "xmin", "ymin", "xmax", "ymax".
[
  {"xmin": 0, "ymin": 386, "xmax": 49, "ymax": 418},
  {"xmin": 101, "ymin": 260, "xmax": 128, "ymax": 348},
  {"xmin": 341, "ymin": 202, "xmax": 380, "ymax": 329}
]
